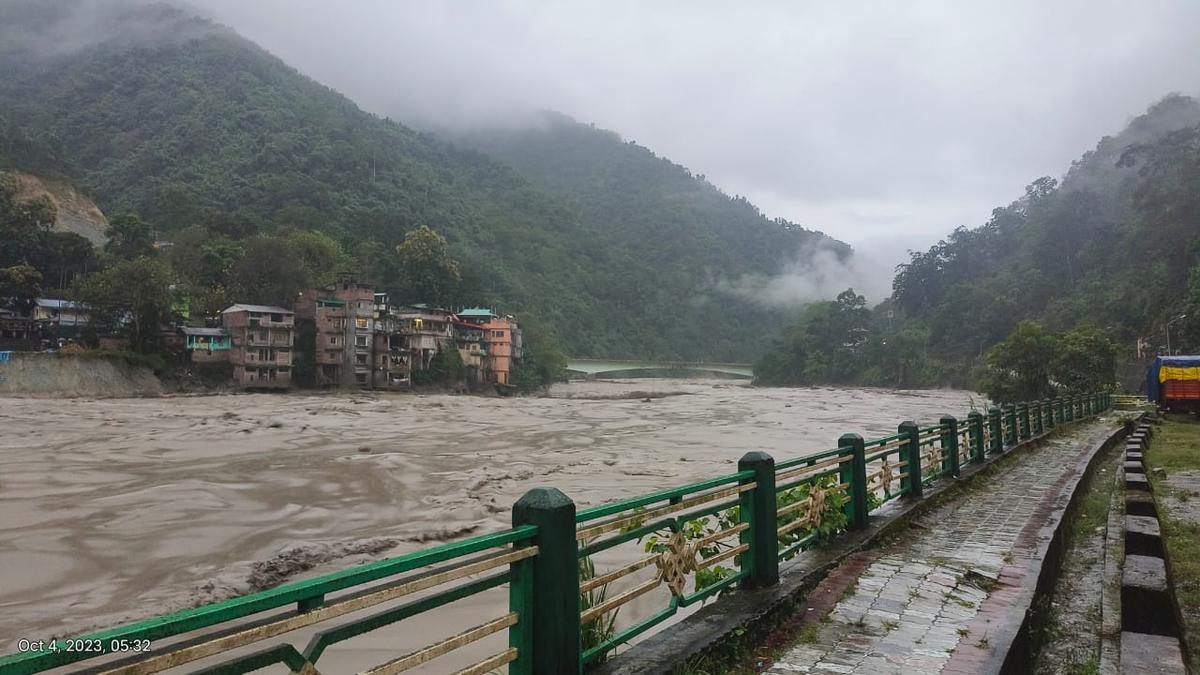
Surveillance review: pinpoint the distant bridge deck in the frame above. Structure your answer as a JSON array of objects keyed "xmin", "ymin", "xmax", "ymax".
[{"xmin": 565, "ymin": 358, "xmax": 754, "ymax": 378}]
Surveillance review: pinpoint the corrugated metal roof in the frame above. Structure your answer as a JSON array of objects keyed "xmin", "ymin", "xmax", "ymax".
[
  {"xmin": 458, "ymin": 308, "xmax": 495, "ymax": 318},
  {"xmin": 180, "ymin": 327, "xmax": 229, "ymax": 337},
  {"xmin": 35, "ymin": 298, "xmax": 87, "ymax": 310},
  {"xmin": 221, "ymin": 304, "xmax": 293, "ymax": 314}
]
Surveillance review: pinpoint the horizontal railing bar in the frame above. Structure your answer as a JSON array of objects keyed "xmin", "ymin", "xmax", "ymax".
[
  {"xmin": 776, "ymin": 470, "xmax": 842, "ymax": 493},
  {"xmin": 775, "ymin": 455, "xmax": 850, "ymax": 483},
  {"xmin": 0, "ymin": 528, "xmax": 535, "ymax": 675},
  {"xmin": 581, "ymin": 604, "xmax": 677, "ymax": 665},
  {"xmin": 576, "ymin": 483, "xmax": 756, "ymax": 542},
  {"xmin": 580, "ymin": 554, "xmax": 659, "ymax": 594},
  {"xmin": 452, "ymin": 648, "xmax": 518, "ymax": 675},
  {"xmin": 697, "ymin": 544, "xmax": 748, "ymax": 571},
  {"xmin": 575, "ymin": 471, "xmax": 755, "ymax": 523},
  {"xmin": 679, "ymin": 570, "xmax": 745, "ymax": 607},
  {"xmin": 693, "ymin": 522, "xmax": 750, "ymax": 550},
  {"xmin": 778, "ymin": 532, "xmax": 819, "ymax": 560},
  {"xmin": 581, "ymin": 577, "xmax": 660, "ymax": 624},
  {"xmin": 776, "ymin": 446, "xmax": 847, "ymax": 471},
  {"xmin": 363, "ymin": 613, "xmax": 518, "ymax": 675},
  {"xmin": 83, "ymin": 569, "xmax": 515, "ymax": 675},
  {"xmin": 864, "ymin": 432, "xmax": 908, "ymax": 446}
]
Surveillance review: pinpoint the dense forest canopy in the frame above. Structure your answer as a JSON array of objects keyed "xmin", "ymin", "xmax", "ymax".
[
  {"xmin": 756, "ymin": 94, "xmax": 1200, "ymax": 392},
  {"xmin": 0, "ymin": 0, "xmax": 846, "ymax": 362}
]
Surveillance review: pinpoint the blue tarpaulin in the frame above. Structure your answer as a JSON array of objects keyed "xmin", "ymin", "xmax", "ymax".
[{"xmin": 1147, "ymin": 355, "xmax": 1200, "ymax": 402}]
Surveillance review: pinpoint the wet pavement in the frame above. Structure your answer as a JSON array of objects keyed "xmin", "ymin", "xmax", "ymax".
[{"xmin": 765, "ymin": 420, "xmax": 1116, "ymax": 675}]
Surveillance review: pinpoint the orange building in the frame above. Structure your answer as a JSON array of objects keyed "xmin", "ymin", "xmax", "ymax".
[{"xmin": 457, "ymin": 309, "xmax": 519, "ymax": 385}]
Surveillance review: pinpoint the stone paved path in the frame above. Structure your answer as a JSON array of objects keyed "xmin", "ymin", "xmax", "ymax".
[{"xmin": 765, "ymin": 421, "xmax": 1114, "ymax": 675}]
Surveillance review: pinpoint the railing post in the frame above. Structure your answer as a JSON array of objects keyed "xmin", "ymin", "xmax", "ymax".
[
  {"xmin": 899, "ymin": 421, "xmax": 923, "ymax": 498},
  {"xmin": 1043, "ymin": 399, "xmax": 1054, "ymax": 430},
  {"xmin": 738, "ymin": 451, "xmax": 778, "ymax": 589},
  {"xmin": 512, "ymin": 488, "xmax": 581, "ymax": 675},
  {"xmin": 988, "ymin": 407, "xmax": 1003, "ymax": 454},
  {"xmin": 941, "ymin": 415, "xmax": 960, "ymax": 477},
  {"xmin": 1031, "ymin": 401, "xmax": 1043, "ymax": 436},
  {"xmin": 1005, "ymin": 405, "xmax": 1018, "ymax": 446},
  {"xmin": 968, "ymin": 412, "xmax": 985, "ymax": 464},
  {"xmin": 840, "ymin": 433, "xmax": 869, "ymax": 531},
  {"xmin": 1017, "ymin": 403, "xmax": 1031, "ymax": 441}
]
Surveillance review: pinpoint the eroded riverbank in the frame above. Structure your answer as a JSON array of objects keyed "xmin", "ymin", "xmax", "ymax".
[{"xmin": 0, "ymin": 379, "xmax": 978, "ymax": 660}]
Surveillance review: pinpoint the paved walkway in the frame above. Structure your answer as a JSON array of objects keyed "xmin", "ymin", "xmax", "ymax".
[{"xmin": 765, "ymin": 421, "xmax": 1115, "ymax": 675}]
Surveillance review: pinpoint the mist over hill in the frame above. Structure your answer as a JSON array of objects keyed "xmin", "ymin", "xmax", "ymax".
[
  {"xmin": 755, "ymin": 93, "xmax": 1200, "ymax": 388},
  {"xmin": 0, "ymin": 0, "xmax": 859, "ymax": 361}
]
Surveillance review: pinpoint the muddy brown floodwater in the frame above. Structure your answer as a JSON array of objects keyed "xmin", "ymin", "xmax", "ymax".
[{"xmin": 0, "ymin": 379, "xmax": 978, "ymax": 670}]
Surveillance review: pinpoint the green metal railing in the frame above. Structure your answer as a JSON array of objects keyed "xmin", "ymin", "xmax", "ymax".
[{"xmin": 0, "ymin": 392, "xmax": 1112, "ymax": 675}]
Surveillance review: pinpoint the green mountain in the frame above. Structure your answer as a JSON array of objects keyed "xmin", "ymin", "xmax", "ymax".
[
  {"xmin": 755, "ymin": 93, "xmax": 1200, "ymax": 388},
  {"xmin": 0, "ymin": 0, "xmax": 843, "ymax": 361}
]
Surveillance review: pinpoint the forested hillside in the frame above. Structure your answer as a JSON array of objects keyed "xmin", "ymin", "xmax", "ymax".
[
  {"xmin": 756, "ymin": 94, "xmax": 1200, "ymax": 389},
  {"xmin": 0, "ymin": 1, "xmax": 844, "ymax": 361}
]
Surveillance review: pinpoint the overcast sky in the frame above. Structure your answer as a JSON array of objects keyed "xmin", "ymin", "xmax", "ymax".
[{"xmin": 192, "ymin": 1, "xmax": 1200, "ymax": 270}]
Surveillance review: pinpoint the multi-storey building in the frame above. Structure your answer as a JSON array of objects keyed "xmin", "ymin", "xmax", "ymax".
[
  {"xmin": 451, "ymin": 319, "xmax": 485, "ymax": 383},
  {"xmin": 457, "ymin": 308, "xmax": 521, "ymax": 385},
  {"xmin": 296, "ymin": 277, "xmax": 374, "ymax": 389},
  {"xmin": 395, "ymin": 305, "xmax": 455, "ymax": 371},
  {"xmin": 221, "ymin": 304, "xmax": 295, "ymax": 389},
  {"xmin": 372, "ymin": 292, "xmax": 411, "ymax": 389}
]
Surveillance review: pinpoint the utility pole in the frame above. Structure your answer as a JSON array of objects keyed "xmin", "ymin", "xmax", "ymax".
[{"xmin": 1167, "ymin": 314, "xmax": 1187, "ymax": 355}]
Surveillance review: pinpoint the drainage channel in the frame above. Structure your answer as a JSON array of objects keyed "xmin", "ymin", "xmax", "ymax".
[{"xmin": 1117, "ymin": 419, "xmax": 1189, "ymax": 674}]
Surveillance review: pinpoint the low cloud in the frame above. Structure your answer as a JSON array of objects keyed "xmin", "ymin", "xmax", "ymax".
[{"xmin": 718, "ymin": 241, "xmax": 894, "ymax": 309}]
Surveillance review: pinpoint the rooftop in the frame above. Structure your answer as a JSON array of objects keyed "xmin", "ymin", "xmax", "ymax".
[
  {"xmin": 221, "ymin": 303, "xmax": 293, "ymax": 315},
  {"xmin": 457, "ymin": 308, "xmax": 496, "ymax": 318},
  {"xmin": 180, "ymin": 327, "xmax": 229, "ymax": 337},
  {"xmin": 35, "ymin": 298, "xmax": 87, "ymax": 310}
]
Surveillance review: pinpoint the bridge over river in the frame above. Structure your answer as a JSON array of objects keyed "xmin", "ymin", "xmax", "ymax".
[{"xmin": 565, "ymin": 357, "xmax": 754, "ymax": 378}]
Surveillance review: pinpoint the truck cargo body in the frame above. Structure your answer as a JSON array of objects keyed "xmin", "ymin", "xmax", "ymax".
[{"xmin": 1147, "ymin": 355, "xmax": 1200, "ymax": 412}]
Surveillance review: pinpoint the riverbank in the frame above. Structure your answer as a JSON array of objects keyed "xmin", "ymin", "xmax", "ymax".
[{"xmin": 0, "ymin": 352, "xmax": 162, "ymax": 398}]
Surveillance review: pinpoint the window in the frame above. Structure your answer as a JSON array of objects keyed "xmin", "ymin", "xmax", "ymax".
[
  {"xmin": 492, "ymin": 330, "xmax": 505, "ymax": 338},
  {"xmin": 258, "ymin": 349, "xmax": 270, "ymax": 361},
  {"xmin": 329, "ymin": 336, "xmax": 337, "ymax": 345},
  {"xmin": 355, "ymin": 354, "xmax": 367, "ymax": 365},
  {"xmin": 355, "ymin": 335, "xmax": 368, "ymax": 347},
  {"xmin": 356, "ymin": 318, "xmax": 368, "ymax": 329},
  {"xmin": 355, "ymin": 373, "xmax": 367, "ymax": 384},
  {"xmin": 271, "ymin": 313, "xmax": 282, "ymax": 322}
]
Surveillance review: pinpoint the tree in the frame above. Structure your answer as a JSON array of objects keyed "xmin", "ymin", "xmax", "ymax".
[
  {"xmin": 0, "ymin": 263, "xmax": 42, "ymax": 303},
  {"xmin": 981, "ymin": 321, "xmax": 1060, "ymax": 404},
  {"xmin": 0, "ymin": 171, "xmax": 57, "ymax": 266},
  {"xmin": 1052, "ymin": 325, "xmax": 1117, "ymax": 393},
  {"xmin": 393, "ymin": 226, "xmax": 461, "ymax": 306},
  {"xmin": 104, "ymin": 214, "xmax": 156, "ymax": 259},
  {"xmin": 511, "ymin": 323, "xmax": 568, "ymax": 393},
  {"xmin": 74, "ymin": 257, "xmax": 177, "ymax": 353}
]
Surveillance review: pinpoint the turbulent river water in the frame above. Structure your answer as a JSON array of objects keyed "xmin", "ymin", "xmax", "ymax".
[{"xmin": 0, "ymin": 379, "xmax": 978, "ymax": 669}]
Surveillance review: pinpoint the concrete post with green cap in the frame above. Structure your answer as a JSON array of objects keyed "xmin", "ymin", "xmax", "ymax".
[
  {"xmin": 899, "ymin": 421, "xmax": 922, "ymax": 498},
  {"xmin": 512, "ymin": 488, "xmax": 581, "ymax": 675},
  {"xmin": 839, "ymin": 433, "xmax": 869, "ymax": 531},
  {"xmin": 738, "ymin": 451, "xmax": 778, "ymax": 588},
  {"xmin": 941, "ymin": 415, "xmax": 960, "ymax": 477},
  {"xmin": 988, "ymin": 407, "xmax": 1003, "ymax": 454},
  {"xmin": 967, "ymin": 411, "xmax": 985, "ymax": 464}
]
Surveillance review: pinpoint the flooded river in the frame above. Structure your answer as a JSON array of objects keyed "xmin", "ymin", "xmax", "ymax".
[{"xmin": 0, "ymin": 379, "xmax": 978, "ymax": 667}]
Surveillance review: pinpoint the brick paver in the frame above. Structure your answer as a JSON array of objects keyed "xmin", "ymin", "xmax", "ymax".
[{"xmin": 766, "ymin": 422, "xmax": 1112, "ymax": 675}]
